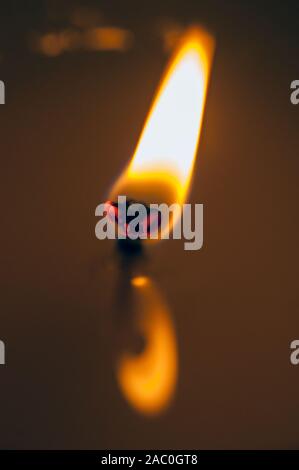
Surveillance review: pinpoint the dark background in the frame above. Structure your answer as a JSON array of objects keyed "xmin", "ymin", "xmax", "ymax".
[{"xmin": 0, "ymin": 0, "xmax": 299, "ymax": 449}]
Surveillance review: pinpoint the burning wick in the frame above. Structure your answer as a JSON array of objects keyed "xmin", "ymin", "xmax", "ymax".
[
  {"xmin": 104, "ymin": 199, "xmax": 161, "ymax": 239},
  {"xmin": 107, "ymin": 26, "xmax": 215, "ymax": 245}
]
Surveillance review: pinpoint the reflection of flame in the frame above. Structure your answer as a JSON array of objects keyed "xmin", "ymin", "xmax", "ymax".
[
  {"xmin": 117, "ymin": 276, "xmax": 177, "ymax": 415},
  {"xmin": 110, "ymin": 26, "xmax": 215, "ymax": 230}
]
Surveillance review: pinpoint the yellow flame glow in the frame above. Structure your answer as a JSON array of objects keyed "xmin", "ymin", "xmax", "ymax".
[
  {"xmin": 110, "ymin": 26, "xmax": 215, "ymax": 212},
  {"xmin": 117, "ymin": 276, "xmax": 177, "ymax": 415}
]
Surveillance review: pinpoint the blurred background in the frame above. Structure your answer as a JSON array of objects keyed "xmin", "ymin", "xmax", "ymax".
[{"xmin": 0, "ymin": 0, "xmax": 299, "ymax": 449}]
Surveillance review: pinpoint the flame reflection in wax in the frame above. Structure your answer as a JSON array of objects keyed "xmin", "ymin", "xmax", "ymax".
[{"xmin": 116, "ymin": 276, "xmax": 177, "ymax": 415}]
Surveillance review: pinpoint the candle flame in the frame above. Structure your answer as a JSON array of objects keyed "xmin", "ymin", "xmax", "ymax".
[{"xmin": 110, "ymin": 26, "xmax": 215, "ymax": 228}]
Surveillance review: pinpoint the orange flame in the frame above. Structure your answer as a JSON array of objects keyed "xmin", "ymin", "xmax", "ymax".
[
  {"xmin": 117, "ymin": 276, "xmax": 177, "ymax": 415},
  {"xmin": 110, "ymin": 26, "xmax": 215, "ymax": 230}
]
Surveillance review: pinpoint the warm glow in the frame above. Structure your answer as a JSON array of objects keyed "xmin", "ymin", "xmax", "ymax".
[
  {"xmin": 84, "ymin": 27, "xmax": 133, "ymax": 51},
  {"xmin": 110, "ymin": 26, "xmax": 215, "ymax": 225},
  {"xmin": 34, "ymin": 27, "xmax": 132, "ymax": 56},
  {"xmin": 117, "ymin": 276, "xmax": 177, "ymax": 415}
]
